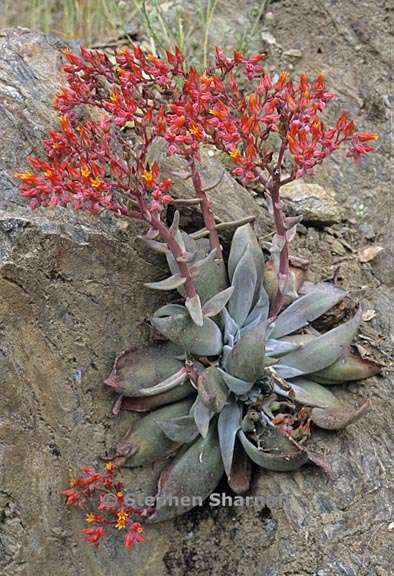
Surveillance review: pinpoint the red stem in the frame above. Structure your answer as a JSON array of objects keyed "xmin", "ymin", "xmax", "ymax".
[
  {"xmin": 269, "ymin": 176, "xmax": 290, "ymax": 317},
  {"xmin": 189, "ymin": 159, "xmax": 223, "ymax": 259}
]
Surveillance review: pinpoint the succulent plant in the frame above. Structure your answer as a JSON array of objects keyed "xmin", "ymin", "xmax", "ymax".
[{"xmin": 106, "ymin": 220, "xmax": 380, "ymax": 522}]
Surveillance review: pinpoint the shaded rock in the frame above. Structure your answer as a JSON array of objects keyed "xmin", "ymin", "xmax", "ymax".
[
  {"xmin": 0, "ymin": 27, "xmax": 173, "ymax": 576},
  {"xmin": 281, "ymin": 181, "xmax": 343, "ymax": 226}
]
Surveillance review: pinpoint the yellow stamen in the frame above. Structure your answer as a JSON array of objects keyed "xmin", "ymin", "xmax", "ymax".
[
  {"xmin": 229, "ymin": 149, "xmax": 240, "ymax": 160},
  {"xmin": 143, "ymin": 170, "xmax": 154, "ymax": 184},
  {"xmin": 90, "ymin": 177, "xmax": 103, "ymax": 188},
  {"xmin": 115, "ymin": 511, "xmax": 128, "ymax": 530},
  {"xmin": 16, "ymin": 171, "xmax": 34, "ymax": 181},
  {"xmin": 81, "ymin": 165, "xmax": 90, "ymax": 178}
]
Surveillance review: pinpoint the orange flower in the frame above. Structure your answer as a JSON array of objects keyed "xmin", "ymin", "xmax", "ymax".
[{"xmin": 358, "ymin": 132, "xmax": 378, "ymax": 142}]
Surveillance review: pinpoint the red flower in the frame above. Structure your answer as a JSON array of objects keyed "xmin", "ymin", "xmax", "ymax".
[{"xmin": 82, "ymin": 527, "xmax": 105, "ymax": 546}]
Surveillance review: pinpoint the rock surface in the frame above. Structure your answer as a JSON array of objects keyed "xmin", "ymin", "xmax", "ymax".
[
  {"xmin": 0, "ymin": 15, "xmax": 392, "ymax": 576},
  {"xmin": 281, "ymin": 181, "xmax": 343, "ymax": 226}
]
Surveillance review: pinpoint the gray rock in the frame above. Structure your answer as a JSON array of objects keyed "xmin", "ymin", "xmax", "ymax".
[{"xmin": 281, "ymin": 180, "xmax": 343, "ymax": 226}]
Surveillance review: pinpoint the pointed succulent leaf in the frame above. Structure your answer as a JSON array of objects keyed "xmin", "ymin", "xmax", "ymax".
[
  {"xmin": 228, "ymin": 224, "xmax": 264, "ymax": 283},
  {"xmin": 197, "ymin": 367, "xmax": 229, "ymax": 412},
  {"xmin": 115, "ymin": 399, "xmax": 194, "ymax": 467},
  {"xmin": 219, "ymin": 369, "xmax": 254, "ymax": 395},
  {"xmin": 227, "ymin": 441, "xmax": 252, "ymax": 494},
  {"xmin": 265, "ymin": 339, "xmax": 301, "ymax": 357},
  {"xmin": 169, "ymin": 210, "xmax": 180, "ymax": 236},
  {"xmin": 275, "ymin": 309, "xmax": 362, "ymax": 378},
  {"xmin": 105, "ymin": 342, "xmax": 185, "ymax": 397},
  {"xmin": 269, "ymin": 287, "xmax": 347, "ymax": 338},
  {"xmin": 242, "ymin": 285, "xmax": 270, "ymax": 332},
  {"xmin": 191, "ymin": 395, "xmax": 214, "ymax": 438},
  {"xmin": 228, "ymin": 246, "xmax": 258, "ymax": 327},
  {"xmin": 224, "ymin": 321, "xmax": 267, "ymax": 381},
  {"xmin": 140, "ymin": 237, "xmax": 171, "ymax": 254},
  {"xmin": 185, "ymin": 294, "xmax": 203, "ymax": 326},
  {"xmin": 168, "ymin": 235, "xmax": 228, "ymax": 304},
  {"xmin": 238, "ymin": 429, "xmax": 308, "ymax": 471},
  {"xmin": 290, "ymin": 378, "xmax": 339, "ymax": 407},
  {"xmin": 120, "ymin": 383, "xmax": 196, "ymax": 412},
  {"xmin": 190, "ymin": 248, "xmax": 219, "ymax": 275},
  {"xmin": 308, "ymin": 351, "xmax": 381, "ymax": 384},
  {"xmin": 148, "ymin": 422, "xmax": 224, "ymax": 522},
  {"xmin": 279, "ymin": 271, "xmax": 299, "ymax": 300},
  {"xmin": 153, "ymin": 303, "xmax": 186, "ymax": 317},
  {"xmin": 136, "ymin": 367, "xmax": 187, "ymax": 397},
  {"xmin": 202, "ymin": 287, "xmax": 234, "ymax": 318},
  {"xmin": 195, "ymin": 258, "xmax": 229, "ymax": 304},
  {"xmin": 279, "ymin": 334, "xmax": 381, "ymax": 384},
  {"xmin": 176, "ymin": 251, "xmax": 198, "ymax": 263},
  {"xmin": 263, "ymin": 260, "xmax": 305, "ymax": 305},
  {"xmin": 218, "ymin": 402, "xmax": 242, "ymax": 478},
  {"xmin": 310, "ymin": 400, "xmax": 370, "ymax": 430},
  {"xmin": 222, "ymin": 307, "xmax": 240, "ymax": 347},
  {"xmin": 158, "ymin": 415, "xmax": 199, "ymax": 443},
  {"xmin": 152, "ymin": 307, "xmax": 223, "ymax": 356},
  {"xmin": 145, "ymin": 273, "xmax": 187, "ymax": 291}
]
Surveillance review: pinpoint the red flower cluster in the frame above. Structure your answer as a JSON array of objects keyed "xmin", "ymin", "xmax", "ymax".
[
  {"xmin": 63, "ymin": 463, "xmax": 150, "ymax": 549},
  {"xmin": 16, "ymin": 44, "xmax": 377, "ymax": 218}
]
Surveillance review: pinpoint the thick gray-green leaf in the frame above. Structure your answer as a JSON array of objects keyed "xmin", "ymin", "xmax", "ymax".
[
  {"xmin": 266, "ymin": 339, "xmax": 300, "ymax": 357},
  {"xmin": 145, "ymin": 273, "xmax": 187, "ymax": 291},
  {"xmin": 308, "ymin": 351, "xmax": 381, "ymax": 384},
  {"xmin": 224, "ymin": 321, "xmax": 267, "ymax": 381},
  {"xmin": 219, "ymin": 369, "xmax": 254, "ymax": 395},
  {"xmin": 140, "ymin": 237, "xmax": 170, "ymax": 254},
  {"xmin": 275, "ymin": 309, "xmax": 362, "ymax": 378},
  {"xmin": 185, "ymin": 294, "xmax": 203, "ymax": 326},
  {"xmin": 152, "ymin": 307, "xmax": 223, "ymax": 356},
  {"xmin": 242, "ymin": 284, "xmax": 270, "ymax": 333},
  {"xmin": 158, "ymin": 415, "xmax": 199, "ymax": 443},
  {"xmin": 148, "ymin": 422, "xmax": 223, "ymax": 522},
  {"xmin": 289, "ymin": 378, "xmax": 336, "ymax": 408},
  {"xmin": 270, "ymin": 286, "xmax": 347, "ymax": 338},
  {"xmin": 105, "ymin": 342, "xmax": 185, "ymax": 397},
  {"xmin": 291, "ymin": 379, "xmax": 369, "ymax": 429},
  {"xmin": 191, "ymin": 395, "xmax": 214, "ymax": 438},
  {"xmin": 197, "ymin": 366, "xmax": 229, "ymax": 412},
  {"xmin": 137, "ymin": 367, "xmax": 187, "ymax": 397},
  {"xmin": 227, "ymin": 246, "xmax": 258, "ymax": 327},
  {"xmin": 238, "ymin": 429, "xmax": 308, "ymax": 472},
  {"xmin": 218, "ymin": 403, "xmax": 242, "ymax": 478},
  {"xmin": 121, "ymin": 383, "xmax": 195, "ymax": 412},
  {"xmin": 202, "ymin": 286, "xmax": 234, "ymax": 318},
  {"xmin": 115, "ymin": 398, "xmax": 194, "ymax": 467},
  {"xmin": 228, "ymin": 224, "xmax": 264, "ymax": 282}
]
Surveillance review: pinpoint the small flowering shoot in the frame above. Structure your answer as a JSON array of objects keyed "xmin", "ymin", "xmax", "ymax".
[
  {"xmin": 17, "ymin": 45, "xmax": 380, "ymax": 541},
  {"xmin": 62, "ymin": 463, "xmax": 148, "ymax": 548}
]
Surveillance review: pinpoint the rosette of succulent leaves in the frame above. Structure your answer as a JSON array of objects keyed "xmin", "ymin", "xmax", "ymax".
[{"xmin": 106, "ymin": 218, "xmax": 380, "ymax": 523}]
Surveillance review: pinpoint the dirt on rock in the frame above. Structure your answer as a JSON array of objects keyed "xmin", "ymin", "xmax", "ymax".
[{"xmin": 0, "ymin": 1, "xmax": 392, "ymax": 574}]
